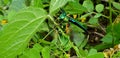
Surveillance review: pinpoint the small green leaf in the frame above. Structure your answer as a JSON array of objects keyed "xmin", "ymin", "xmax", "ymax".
[
  {"xmin": 49, "ymin": 0, "xmax": 69, "ymax": 15},
  {"xmin": 3, "ymin": 0, "xmax": 12, "ymax": 5},
  {"xmin": 19, "ymin": 49, "xmax": 30, "ymax": 58},
  {"xmin": 88, "ymin": 17, "xmax": 98, "ymax": 25},
  {"xmin": 88, "ymin": 13, "xmax": 101, "ymax": 25},
  {"xmin": 101, "ymin": 33, "xmax": 113, "ymax": 44},
  {"xmin": 112, "ymin": 2, "xmax": 120, "ymax": 10},
  {"xmin": 95, "ymin": 4, "xmax": 104, "ymax": 13},
  {"xmin": 31, "ymin": 0, "xmax": 43, "ymax": 8},
  {"xmin": 88, "ymin": 49, "xmax": 97, "ymax": 56},
  {"xmin": 86, "ymin": 53, "xmax": 104, "ymax": 58},
  {"xmin": 107, "ymin": 23, "xmax": 120, "ymax": 39},
  {"xmin": 94, "ymin": 13, "xmax": 102, "ymax": 18},
  {"xmin": 42, "ymin": 46, "xmax": 50, "ymax": 58},
  {"xmin": 29, "ymin": 44, "xmax": 42, "ymax": 58},
  {"xmin": 113, "ymin": 51, "xmax": 120, "ymax": 58},
  {"xmin": 113, "ymin": 23, "xmax": 120, "ymax": 39},
  {"xmin": 0, "ymin": 0, "xmax": 4, "ymax": 6},
  {"xmin": 64, "ymin": 42, "xmax": 72, "ymax": 51},
  {"xmin": 0, "ymin": 15, "xmax": 4, "ymax": 20},
  {"xmin": 79, "ymin": 48, "xmax": 88, "ymax": 57},
  {"xmin": 65, "ymin": 1, "xmax": 87, "ymax": 14},
  {"xmin": 19, "ymin": 44, "xmax": 42, "ymax": 58},
  {"xmin": 59, "ymin": 34, "xmax": 69, "ymax": 46},
  {"xmin": 73, "ymin": 32, "xmax": 85, "ymax": 47},
  {"xmin": 83, "ymin": 0, "xmax": 94, "ymax": 12},
  {"xmin": 94, "ymin": 43, "xmax": 112, "ymax": 51}
]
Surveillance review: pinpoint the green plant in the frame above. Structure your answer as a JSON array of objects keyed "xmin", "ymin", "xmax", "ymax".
[{"xmin": 0, "ymin": 0, "xmax": 120, "ymax": 58}]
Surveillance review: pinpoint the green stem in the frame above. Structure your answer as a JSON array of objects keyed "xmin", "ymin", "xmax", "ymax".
[
  {"xmin": 42, "ymin": 29, "xmax": 54, "ymax": 40},
  {"xmin": 109, "ymin": 0, "xmax": 112, "ymax": 24},
  {"xmin": 92, "ymin": 12, "xmax": 109, "ymax": 19},
  {"xmin": 109, "ymin": 0, "xmax": 114, "ymax": 46},
  {"xmin": 70, "ymin": 41, "xmax": 83, "ymax": 58}
]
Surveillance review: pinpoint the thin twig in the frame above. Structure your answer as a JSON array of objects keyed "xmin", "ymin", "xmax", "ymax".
[{"xmin": 94, "ymin": 32, "xmax": 104, "ymax": 37}]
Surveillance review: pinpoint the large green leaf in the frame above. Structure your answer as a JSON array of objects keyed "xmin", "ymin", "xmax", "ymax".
[
  {"xmin": 49, "ymin": 0, "xmax": 69, "ymax": 15},
  {"xmin": 0, "ymin": 7, "xmax": 47, "ymax": 58}
]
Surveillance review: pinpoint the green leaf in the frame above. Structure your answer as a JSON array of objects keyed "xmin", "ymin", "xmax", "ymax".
[
  {"xmin": 42, "ymin": 46, "xmax": 50, "ymax": 58},
  {"xmin": 19, "ymin": 48, "xmax": 30, "ymax": 58},
  {"xmin": 59, "ymin": 34, "xmax": 69, "ymax": 46},
  {"xmin": 29, "ymin": 44, "xmax": 42, "ymax": 58},
  {"xmin": 49, "ymin": 0, "xmax": 69, "ymax": 15},
  {"xmin": 0, "ymin": 15, "xmax": 4, "ymax": 20},
  {"xmin": 113, "ymin": 23, "xmax": 120, "ymax": 39},
  {"xmin": 19, "ymin": 43, "xmax": 43, "ymax": 58},
  {"xmin": 112, "ymin": 2, "xmax": 120, "ymax": 10},
  {"xmin": 33, "ymin": 43, "xmax": 43, "ymax": 52},
  {"xmin": 9, "ymin": 7, "xmax": 47, "ymax": 21},
  {"xmin": 31, "ymin": 0, "xmax": 43, "ymax": 8},
  {"xmin": 101, "ymin": 33, "xmax": 113, "ymax": 44},
  {"xmin": 94, "ymin": 43, "xmax": 112, "ymax": 51},
  {"xmin": 113, "ymin": 51, "xmax": 120, "ymax": 58},
  {"xmin": 0, "ymin": 0, "xmax": 4, "ymax": 6},
  {"xmin": 3, "ymin": 0, "xmax": 12, "ymax": 5},
  {"xmin": 0, "ymin": 7, "xmax": 47, "ymax": 58},
  {"xmin": 88, "ymin": 17, "xmax": 98, "ymax": 25},
  {"xmin": 95, "ymin": 4, "xmax": 104, "ymax": 13},
  {"xmin": 65, "ymin": 1, "xmax": 87, "ymax": 14},
  {"xmin": 83, "ymin": 0, "xmax": 94, "ymax": 12},
  {"xmin": 64, "ymin": 41, "xmax": 72, "ymax": 51},
  {"xmin": 70, "ymin": 23, "xmax": 86, "ymax": 47},
  {"xmin": 88, "ymin": 49, "xmax": 97, "ymax": 56},
  {"xmin": 79, "ymin": 48, "xmax": 88, "ymax": 57},
  {"xmin": 86, "ymin": 53, "xmax": 104, "ymax": 58},
  {"xmin": 94, "ymin": 13, "xmax": 102, "ymax": 18},
  {"xmin": 73, "ymin": 32, "xmax": 85, "ymax": 47},
  {"xmin": 88, "ymin": 13, "xmax": 101, "ymax": 25},
  {"xmin": 9, "ymin": 0, "xmax": 26, "ymax": 11},
  {"xmin": 107, "ymin": 23, "xmax": 120, "ymax": 39}
]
